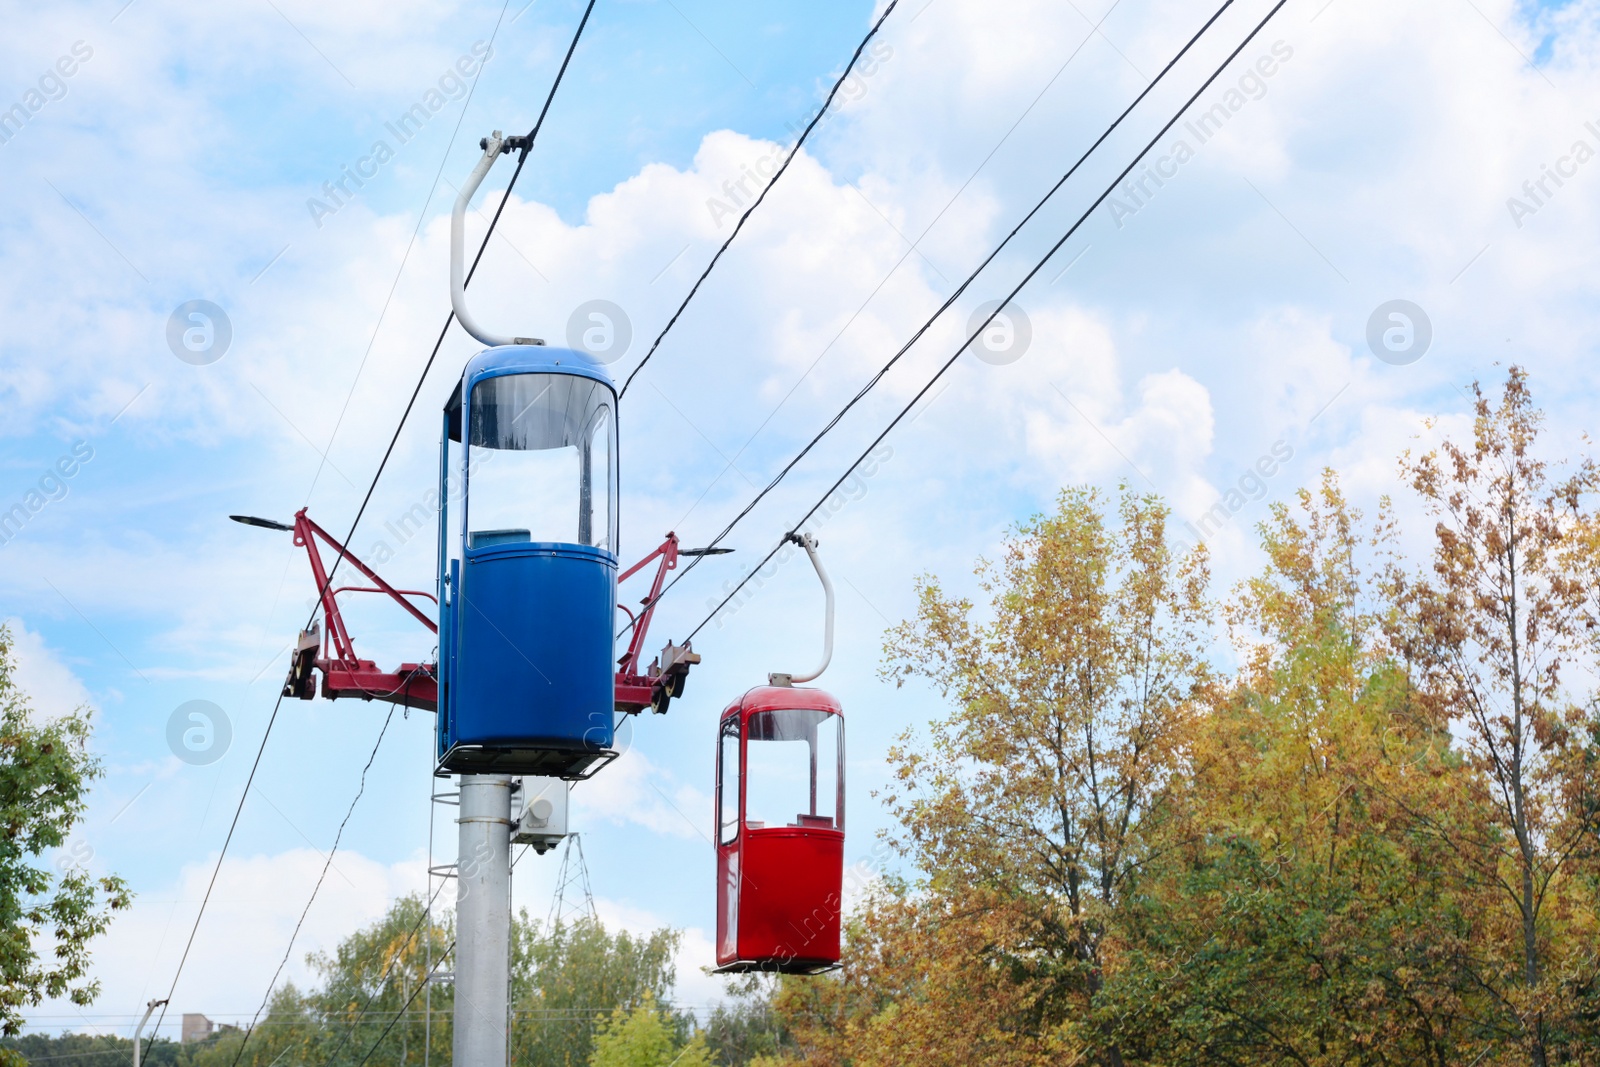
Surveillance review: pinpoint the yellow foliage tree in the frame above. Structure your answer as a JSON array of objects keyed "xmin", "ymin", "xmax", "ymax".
[
  {"xmin": 778, "ymin": 487, "xmax": 1211, "ymax": 1064},
  {"xmin": 1384, "ymin": 368, "xmax": 1600, "ymax": 1065},
  {"xmin": 768, "ymin": 369, "xmax": 1600, "ymax": 1067}
]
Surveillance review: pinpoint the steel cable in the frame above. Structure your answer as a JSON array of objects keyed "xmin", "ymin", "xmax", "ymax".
[
  {"xmin": 150, "ymin": 4, "xmax": 594, "ymax": 1058},
  {"xmin": 228, "ymin": 705, "xmax": 399, "ymax": 1067},
  {"xmin": 617, "ymin": 0, "xmax": 1242, "ymax": 636},
  {"xmin": 617, "ymin": 0, "xmax": 902, "ymax": 398},
  {"xmin": 683, "ymin": 0, "xmax": 1294, "ymax": 641}
]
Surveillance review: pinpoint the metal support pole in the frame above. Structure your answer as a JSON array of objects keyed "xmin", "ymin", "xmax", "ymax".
[
  {"xmin": 454, "ymin": 774, "xmax": 511, "ymax": 1067},
  {"xmin": 131, "ymin": 998, "xmax": 167, "ymax": 1067}
]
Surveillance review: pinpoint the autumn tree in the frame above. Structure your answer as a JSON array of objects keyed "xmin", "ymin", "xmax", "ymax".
[
  {"xmin": 1386, "ymin": 367, "xmax": 1600, "ymax": 1064},
  {"xmin": 765, "ymin": 370, "xmax": 1600, "ymax": 1066},
  {"xmin": 772, "ymin": 884, "xmax": 1071, "ymax": 1066},
  {"xmin": 781, "ymin": 487, "xmax": 1211, "ymax": 1063},
  {"xmin": 0, "ymin": 624, "xmax": 129, "ymax": 1059},
  {"xmin": 1097, "ymin": 474, "xmax": 1491, "ymax": 1064}
]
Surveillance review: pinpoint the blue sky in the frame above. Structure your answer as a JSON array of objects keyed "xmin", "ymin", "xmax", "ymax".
[{"xmin": 6, "ymin": 0, "xmax": 1600, "ymax": 1036}]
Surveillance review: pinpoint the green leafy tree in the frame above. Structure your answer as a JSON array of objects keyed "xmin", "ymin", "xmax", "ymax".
[
  {"xmin": 180, "ymin": 900, "xmax": 687, "ymax": 1067},
  {"xmin": 702, "ymin": 976, "xmax": 792, "ymax": 1066},
  {"xmin": 588, "ymin": 994, "xmax": 710, "ymax": 1067},
  {"xmin": 188, "ymin": 994, "xmax": 310, "ymax": 1067},
  {"xmin": 1, "ymin": 1031, "xmax": 182, "ymax": 1067},
  {"xmin": 185, "ymin": 895, "xmax": 450, "ymax": 1067},
  {"xmin": 303, "ymin": 893, "xmax": 449, "ymax": 1067},
  {"xmin": 0, "ymin": 624, "xmax": 129, "ymax": 1053},
  {"xmin": 510, "ymin": 915, "xmax": 682, "ymax": 1067}
]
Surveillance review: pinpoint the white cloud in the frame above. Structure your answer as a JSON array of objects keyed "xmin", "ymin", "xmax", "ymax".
[
  {"xmin": 12, "ymin": 0, "xmax": 1600, "ymax": 1038},
  {"xmin": 588, "ymin": 896, "xmax": 723, "ymax": 1015},
  {"xmin": 4, "ymin": 618, "xmax": 93, "ymax": 721},
  {"xmin": 573, "ymin": 749, "xmax": 712, "ymax": 842},
  {"xmin": 27, "ymin": 847, "xmax": 426, "ymax": 1037}
]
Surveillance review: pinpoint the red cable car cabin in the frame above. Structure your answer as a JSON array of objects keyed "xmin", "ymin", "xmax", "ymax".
[{"xmin": 714, "ymin": 685, "xmax": 844, "ymax": 974}]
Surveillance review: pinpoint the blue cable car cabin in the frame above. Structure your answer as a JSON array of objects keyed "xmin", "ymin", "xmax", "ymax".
[{"xmin": 436, "ymin": 344, "xmax": 620, "ymax": 779}]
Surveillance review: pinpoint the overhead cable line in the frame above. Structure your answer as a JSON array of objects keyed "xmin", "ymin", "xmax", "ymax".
[
  {"xmin": 228, "ymin": 705, "xmax": 399, "ymax": 1067},
  {"xmin": 692, "ymin": 0, "xmax": 1130, "ymax": 491},
  {"xmin": 350, "ymin": 941, "xmax": 456, "ymax": 1067},
  {"xmin": 684, "ymin": 0, "xmax": 1293, "ymax": 641},
  {"xmin": 313, "ymin": 879, "xmax": 454, "ymax": 1067},
  {"xmin": 617, "ymin": 0, "xmax": 1240, "ymax": 633},
  {"xmin": 145, "ymin": 6, "xmax": 589, "ymax": 1058},
  {"xmin": 138, "ymin": 687, "xmax": 289, "ymax": 1067},
  {"xmin": 617, "ymin": 0, "xmax": 902, "ymax": 399},
  {"xmin": 318, "ymin": 0, "xmax": 598, "ymax": 603},
  {"xmin": 279, "ymin": 7, "xmax": 597, "ymax": 1061}
]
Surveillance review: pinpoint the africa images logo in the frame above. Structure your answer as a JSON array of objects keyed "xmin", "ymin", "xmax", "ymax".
[
  {"xmin": 166, "ymin": 700, "xmax": 231, "ymax": 766},
  {"xmin": 166, "ymin": 300, "xmax": 232, "ymax": 365},
  {"xmin": 0, "ymin": 441, "xmax": 94, "ymax": 547},
  {"xmin": 1365, "ymin": 300, "xmax": 1431, "ymax": 366}
]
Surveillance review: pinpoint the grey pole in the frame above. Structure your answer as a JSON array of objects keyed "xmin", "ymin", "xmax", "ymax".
[
  {"xmin": 131, "ymin": 998, "xmax": 167, "ymax": 1067},
  {"xmin": 454, "ymin": 774, "xmax": 512, "ymax": 1067}
]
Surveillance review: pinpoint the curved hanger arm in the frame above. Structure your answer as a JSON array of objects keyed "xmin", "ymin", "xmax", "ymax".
[
  {"xmin": 451, "ymin": 132, "xmax": 542, "ymax": 348},
  {"xmin": 770, "ymin": 533, "xmax": 833, "ymax": 686}
]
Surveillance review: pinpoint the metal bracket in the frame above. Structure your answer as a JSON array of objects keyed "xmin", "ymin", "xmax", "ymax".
[
  {"xmin": 483, "ymin": 134, "xmax": 532, "ymax": 155},
  {"xmin": 615, "ymin": 533, "xmax": 711, "ymax": 715}
]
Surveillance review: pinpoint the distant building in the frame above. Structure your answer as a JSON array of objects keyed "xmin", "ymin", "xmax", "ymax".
[{"xmin": 181, "ymin": 1015, "xmax": 213, "ymax": 1045}]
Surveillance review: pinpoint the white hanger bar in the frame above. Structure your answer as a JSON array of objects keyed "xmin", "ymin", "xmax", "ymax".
[
  {"xmin": 451, "ymin": 131, "xmax": 542, "ymax": 348},
  {"xmin": 769, "ymin": 533, "xmax": 834, "ymax": 686}
]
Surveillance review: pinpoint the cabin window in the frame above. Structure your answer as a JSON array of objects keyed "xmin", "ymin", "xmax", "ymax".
[
  {"xmin": 743, "ymin": 708, "xmax": 843, "ymax": 831},
  {"xmin": 718, "ymin": 716, "xmax": 741, "ymax": 845},
  {"xmin": 465, "ymin": 373, "xmax": 617, "ymax": 551}
]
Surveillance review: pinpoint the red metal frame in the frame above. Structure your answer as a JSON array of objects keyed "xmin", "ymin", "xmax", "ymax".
[
  {"xmin": 283, "ymin": 508, "xmax": 439, "ymax": 710},
  {"xmin": 613, "ymin": 533, "xmax": 700, "ymax": 715},
  {"xmin": 617, "ymin": 533, "xmax": 678, "ymax": 673},
  {"xmin": 282, "ymin": 509, "xmax": 696, "ymax": 717}
]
